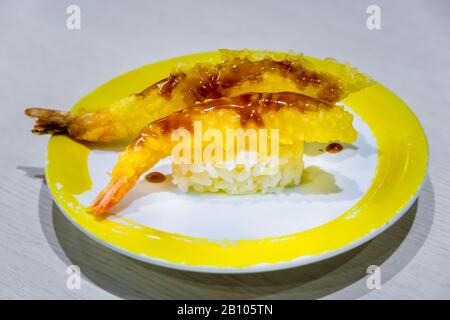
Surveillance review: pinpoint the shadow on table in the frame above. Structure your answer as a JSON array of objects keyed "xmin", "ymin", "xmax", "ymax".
[{"xmin": 35, "ymin": 167, "xmax": 435, "ymax": 299}]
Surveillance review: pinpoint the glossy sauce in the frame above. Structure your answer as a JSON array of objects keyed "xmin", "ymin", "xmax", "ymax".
[
  {"xmin": 326, "ymin": 142, "xmax": 343, "ymax": 153},
  {"xmin": 138, "ymin": 57, "xmax": 342, "ymax": 103},
  {"xmin": 145, "ymin": 172, "xmax": 166, "ymax": 183},
  {"xmin": 150, "ymin": 92, "xmax": 332, "ymax": 135}
]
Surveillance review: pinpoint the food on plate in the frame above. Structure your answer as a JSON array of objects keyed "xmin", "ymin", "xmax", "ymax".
[
  {"xmin": 25, "ymin": 50, "xmax": 372, "ymax": 142},
  {"xmin": 91, "ymin": 92, "xmax": 357, "ymax": 215},
  {"xmin": 24, "ymin": 49, "xmax": 374, "ymax": 216}
]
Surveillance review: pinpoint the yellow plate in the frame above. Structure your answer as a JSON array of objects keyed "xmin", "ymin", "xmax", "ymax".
[{"xmin": 46, "ymin": 51, "xmax": 428, "ymax": 273}]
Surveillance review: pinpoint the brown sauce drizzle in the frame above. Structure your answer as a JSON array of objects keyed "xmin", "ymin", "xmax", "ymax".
[
  {"xmin": 131, "ymin": 92, "xmax": 334, "ymax": 149},
  {"xmin": 139, "ymin": 73, "xmax": 184, "ymax": 97},
  {"xmin": 158, "ymin": 74, "xmax": 183, "ymax": 96},
  {"xmin": 326, "ymin": 142, "xmax": 343, "ymax": 153},
  {"xmin": 137, "ymin": 57, "xmax": 342, "ymax": 103},
  {"xmin": 145, "ymin": 172, "xmax": 166, "ymax": 183},
  {"xmin": 149, "ymin": 92, "xmax": 332, "ymax": 136}
]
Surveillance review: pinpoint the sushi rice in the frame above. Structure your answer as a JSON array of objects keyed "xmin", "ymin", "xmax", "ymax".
[{"xmin": 172, "ymin": 141, "xmax": 304, "ymax": 194}]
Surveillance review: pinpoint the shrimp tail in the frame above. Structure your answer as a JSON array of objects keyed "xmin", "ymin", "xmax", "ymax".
[
  {"xmin": 90, "ymin": 176, "xmax": 137, "ymax": 216},
  {"xmin": 25, "ymin": 108, "xmax": 72, "ymax": 135},
  {"xmin": 90, "ymin": 123, "xmax": 173, "ymax": 215}
]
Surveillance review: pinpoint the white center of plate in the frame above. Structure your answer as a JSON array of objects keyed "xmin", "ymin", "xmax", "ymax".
[{"xmin": 76, "ymin": 108, "xmax": 378, "ymax": 240}]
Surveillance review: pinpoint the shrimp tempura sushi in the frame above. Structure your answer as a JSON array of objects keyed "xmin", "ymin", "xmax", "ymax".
[
  {"xmin": 91, "ymin": 92, "xmax": 357, "ymax": 215},
  {"xmin": 25, "ymin": 50, "xmax": 371, "ymax": 142}
]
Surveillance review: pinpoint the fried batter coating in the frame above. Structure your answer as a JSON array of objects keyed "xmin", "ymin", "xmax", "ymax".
[
  {"xmin": 91, "ymin": 92, "xmax": 357, "ymax": 215},
  {"xmin": 26, "ymin": 50, "xmax": 371, "ymax": 142}
]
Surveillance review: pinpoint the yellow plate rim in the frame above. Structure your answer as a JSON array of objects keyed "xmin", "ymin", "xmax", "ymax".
[{"xmin": 45, "ymin": 51, "xmax": 429, "ymax": 273}]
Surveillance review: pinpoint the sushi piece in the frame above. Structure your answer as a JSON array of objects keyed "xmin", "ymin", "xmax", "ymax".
[
  {"xmin": 91, "ymin": 92, "xmax": 357, "ymax": 215},
  {"xmin": 25, "ymin": 50, "xmax": 372, "ymax": 142},
  {"xmin": 172, "ymin": 141, "xmax": 305, "ymax": 195}
]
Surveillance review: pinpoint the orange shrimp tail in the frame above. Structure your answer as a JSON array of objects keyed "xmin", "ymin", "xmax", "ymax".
[
  {"xmin": 25, "ymin": 108, "xmax": 72, "ymax": 135},
  {"xmin": 90, "ymin": 176, "xmax": 136, "ymax": 216}
]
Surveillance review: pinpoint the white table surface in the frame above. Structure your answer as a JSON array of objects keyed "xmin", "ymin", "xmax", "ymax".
[{"xmin": 1, "ymin": 0, "xmax": 449, "ymax": 299}]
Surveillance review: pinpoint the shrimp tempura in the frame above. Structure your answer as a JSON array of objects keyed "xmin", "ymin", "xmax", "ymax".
[
  {"xmin": 26, "ymin": 50, "xmax": 372, "ymax": 142},
  {"xmin": 91, "ymin": 92, "xmax": 357, "ymax": 215}
]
